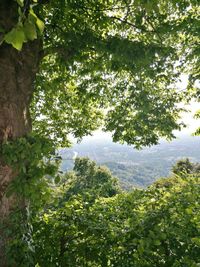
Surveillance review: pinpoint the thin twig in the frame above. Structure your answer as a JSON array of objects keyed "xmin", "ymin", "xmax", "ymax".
[{"xmin": 109, "ymin": 16, "xmax": 154, "ymax": 33}]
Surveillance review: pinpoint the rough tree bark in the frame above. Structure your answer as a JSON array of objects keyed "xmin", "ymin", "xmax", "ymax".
[{"xmin": 0, "ymin": 1, "xmax": 42, "ymax": 265}]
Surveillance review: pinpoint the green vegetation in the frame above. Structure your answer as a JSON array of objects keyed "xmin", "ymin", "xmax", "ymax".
[
  {"xmin": 24, "ymin": 158, "xmax": 200, "ymax": 266},
  {"xmin": 172, "ymin": 158, "xmax": 200, "ymax": 176},
  {"xmin": 0, "ymin": 0, "xmax": 200, "ymax": 265},
  {"xmin": 3, "ymin": 0, "xmax": 199, "ymax": 148}
]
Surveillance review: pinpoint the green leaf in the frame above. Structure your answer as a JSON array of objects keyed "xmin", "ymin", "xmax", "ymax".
[
  {"xmin": 192, "ymin": 237, "xmax": 200, "ymax": 246},
  {"xmin": 16, "ymin": 0, "xmax": 24, "ymax": 7},
  {"xmin": 36, "ymin": 18, "xmax": 44, "ymax": 33},
  {"xmin": 29, "ymin": 10, "xmax": 38, "ymax": 23},
  {"xmin": 4, "ymin": 26, "xmax": 25, "ymax": 50},
  {"xmin": 55, "ymin": 175, "xmax": 60, "ymax": 184},
  {"xmin": 154, "ymin": 240, "xmax": 161, "ymax": 246},
  {"xmin": 24, "ymin": 21, "xmax": 37, "ymax": 41}
]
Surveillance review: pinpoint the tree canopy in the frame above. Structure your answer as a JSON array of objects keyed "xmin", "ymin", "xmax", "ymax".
[
  {"xmin": 32, "ymin": 161, "xmax": 200, "ymax": 267},
  {"xmin": 62, "ymin": 157, "xmax": 120, "ymax": 200},
  {"xmin": 1, "ymin": 0, "xmax": 199, "ymax": 147}
]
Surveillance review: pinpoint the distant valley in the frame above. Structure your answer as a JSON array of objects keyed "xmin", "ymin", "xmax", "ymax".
[{"xmin": 60, "ymin": 135, "xmax": 200, "ymax": 189}]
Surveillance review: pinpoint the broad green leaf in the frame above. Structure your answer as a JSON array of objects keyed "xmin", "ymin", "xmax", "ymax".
[
  {"xmin": 36, "ymin": 18, "xmax": 44, "ymax": 33},
  {"xmin": 186, "ymin": 208, "xmax": 193, "ymax": 215},
  {"xmin": 29, "ymin": 9, "xmax": 38, "ymax": 23},
  {"xmin": 24, "ymin": 21, "xmax": 37, "ymax": 41},
  {"xmin": 16, "ymin": 0, "xmax": 24, "ymax": 7},
  {"xmin": 154, "ymin": 240, "xmax": 161, "ymax": 246},
  {"xmin": 4, "ymin": 26, "xmax": 25, "ymax": 50}
]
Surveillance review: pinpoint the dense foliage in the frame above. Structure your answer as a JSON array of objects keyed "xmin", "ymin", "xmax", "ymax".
[
  {"xmin": 2, "ymin": 0, "xmax": 199, "ymax": 147},
  {"xmin": 31, "ymin": 0, "xmax": 200, "ymax": 147},
  {"xmin": 4, "ymin": 157, "xmax": 199, "ymax": 266},
  {"xmin": 1, "ymin": 0, "xmax": 200, "ymax": 265},
  {"xmin": 172, "ymin": 158, "xmax": 200, "ymax": 175},
  {"xmin": 28, "ymin": 159, "xmax": 200, "ymax": 267}
]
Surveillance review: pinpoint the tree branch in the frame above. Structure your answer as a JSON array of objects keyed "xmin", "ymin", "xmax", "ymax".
[
  {"xmin": 109, "ymin": 16, "xmax": 154, "ymax": 33},
  {"xmin": 145, "ymin": 17, "xmax": 163, "ymax": 43},
  {"xmin": 77, "ymin": 3, "xmax": 137, "ymax": 13}
]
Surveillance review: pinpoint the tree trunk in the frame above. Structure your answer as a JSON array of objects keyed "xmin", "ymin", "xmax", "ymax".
[{"xmin": 0, "ymin": 2, "xmax": 42, "ymax": 265}]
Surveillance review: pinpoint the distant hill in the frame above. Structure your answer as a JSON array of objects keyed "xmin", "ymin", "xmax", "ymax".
[{"xmin": 59, "ymin": 135, "xmax": 200, "ymax": 189}]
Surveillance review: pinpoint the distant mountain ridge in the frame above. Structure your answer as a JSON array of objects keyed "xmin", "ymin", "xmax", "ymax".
[{"xmin": 60, "ymin": 135, "xmax": 200, "ymax": 189}]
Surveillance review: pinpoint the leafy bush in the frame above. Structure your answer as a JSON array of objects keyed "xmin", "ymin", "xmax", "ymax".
[{"xmin": 32, "ymin": 160, "xmax": 200, "ymax": 267}]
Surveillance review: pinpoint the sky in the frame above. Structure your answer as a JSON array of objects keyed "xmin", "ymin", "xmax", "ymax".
[
  {"xmin": 179, "ymin": 101, "xmax": 200, "ymax": 135},
  {"xmin": 175, "ymin": 74, "xmax": 200, "ymax": 135}
]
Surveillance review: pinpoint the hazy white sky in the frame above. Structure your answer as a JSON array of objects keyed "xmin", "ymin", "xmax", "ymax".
[{"xmin": 176, "ymin": 74, "xmax": 200, "ymax": 135}]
